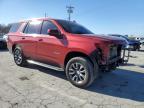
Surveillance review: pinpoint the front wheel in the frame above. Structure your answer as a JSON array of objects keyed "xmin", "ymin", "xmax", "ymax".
[
  {"xmin": 65, "ymin": 57, "xmax": 96, "ymax": 88},
  {"xmin": 13, "ymin": 46, "xmax": 28, "ymax": 66}
]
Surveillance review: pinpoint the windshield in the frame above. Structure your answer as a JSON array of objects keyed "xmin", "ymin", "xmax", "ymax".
[{"xmin": 56, "ymin": 20, "xmax": 94, "ymax": 34}]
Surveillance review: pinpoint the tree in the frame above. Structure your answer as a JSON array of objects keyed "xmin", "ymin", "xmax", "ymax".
[{"xmin": 0, "ymin": 24, "xmax": 11, "ymax": 36}]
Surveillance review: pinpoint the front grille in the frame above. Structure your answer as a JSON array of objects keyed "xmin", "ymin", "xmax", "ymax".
[{"xmin": 109, "ymin": 45, "xmax": 122, "ymax": 59}]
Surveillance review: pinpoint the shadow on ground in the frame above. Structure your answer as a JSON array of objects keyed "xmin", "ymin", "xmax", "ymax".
[
  {"xmin": 139, "ymin": 65, "xmax": 144, "ymax": 68},
  {"xmin": 26, "ymin": 64, "xmax": 66, "ymax": 79},
  {"xmin": 121, "ymin": 63, "xmax": 144, "ymax": 69},
  {"xmin": 87, "ymin": 69, "xmax": 144, "ymax": 102},
  {"xmin": 139, "ymin": 49, "xmax": 144, "ymax": 52},
  {"xmin": 25, "ymin": 64, "xmax": 144, "ymax": 102}
]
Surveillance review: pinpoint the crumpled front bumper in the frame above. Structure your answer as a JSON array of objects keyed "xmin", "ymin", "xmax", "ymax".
[{"xmin": 100, "ymin": 49, "xmax": 130, "ymax": 71}]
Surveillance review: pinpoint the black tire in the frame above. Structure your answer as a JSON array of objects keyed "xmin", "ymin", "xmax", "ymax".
[
  {"xmin": 13, "ymin": 46, "xmax": 28, "ymax": 66},
  {"xmin": 65, "ymin": 57, "xmax": 96, "ymax": 88}
]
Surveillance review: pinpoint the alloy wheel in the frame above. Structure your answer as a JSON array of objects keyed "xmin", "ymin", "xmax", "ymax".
[
  {"xmin": 68, "ymin": 62, "xmax": 87, "ymax": 84},
  {"xmin": 14, "ymin": 49, "xmax": 23, "ymax": 65}
]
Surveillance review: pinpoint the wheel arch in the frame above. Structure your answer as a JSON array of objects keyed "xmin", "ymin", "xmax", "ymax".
[
  {"xmin": 64, "ymin": 51, "xmax": 94, "ymax": 68},
  {"xmin": 12, "ymin": 44, "xmax": 17, "ymax": 53},
  {"xmin": 12, "ymin": 44, "xmax": 22, "ymax": 53},
  {"xmin": 64, "ymin": 49, "xmax": 102, "ymax": 79}
]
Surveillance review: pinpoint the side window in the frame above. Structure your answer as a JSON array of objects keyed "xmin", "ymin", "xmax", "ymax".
[
  {"xmin": 23, "ymin": 21, "xmax": 42, "ymax": 34},
  {"xmin": 41, "ymin": 21, "xmax": 58, "ymax": 35},
  {"xmin": 9, "ymin": 23, "xmax": 21, "ymax": 33}
]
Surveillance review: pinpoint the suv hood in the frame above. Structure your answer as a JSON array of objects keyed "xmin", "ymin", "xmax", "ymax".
[{"xmin": 82, "ymin": 34, "xmax": 127, "ymax": 45}]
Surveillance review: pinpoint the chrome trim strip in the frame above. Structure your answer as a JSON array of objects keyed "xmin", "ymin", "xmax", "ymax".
[{"xmin": 27, "ymin": 60, "xmax": 64, "ymax": 71}]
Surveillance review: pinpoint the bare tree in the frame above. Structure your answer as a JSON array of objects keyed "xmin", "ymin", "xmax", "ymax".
[{"xmin": 0, "ymin": 24, "xmax": 11, "ymax": 36}]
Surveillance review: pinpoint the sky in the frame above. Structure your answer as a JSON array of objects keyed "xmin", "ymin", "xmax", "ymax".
[{"xmin": 0, "ymin": 0, "xmax": 144, "ymax": 36}]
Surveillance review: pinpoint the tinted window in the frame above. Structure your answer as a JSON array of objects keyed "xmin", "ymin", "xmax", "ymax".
[
  {"xmin": 24, "ymin": 21, "xmax": 42, "ymax": 34},
  {"xmin": 56, "ymin": 20, "xmax": 93, "ymax": 34},
  {"xmin": 9, "ymin": 23, "xmax": 21, "ymax": 33},
  {"xmin": 41, "ymin": 21, "xmax": 58, "ymax": 35}
]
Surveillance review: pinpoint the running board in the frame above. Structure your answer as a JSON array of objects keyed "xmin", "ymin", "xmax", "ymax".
[{"xmin": 27, "ymin": 60, "xmax": 64, "ymax": 71}]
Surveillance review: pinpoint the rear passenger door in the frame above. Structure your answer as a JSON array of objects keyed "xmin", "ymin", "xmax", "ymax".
[{"xmin": 22, "ymin": 20, "xmax": 42, "ymax": 59}]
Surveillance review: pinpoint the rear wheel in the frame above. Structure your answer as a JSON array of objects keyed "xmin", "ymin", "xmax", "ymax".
[
  {"xmin": 13, "ymin": 46, "xmax": 28, "ymax": 66},
  {"xmin": 65, "ymin": 57, "xmax": 96, "ymax": 88}
]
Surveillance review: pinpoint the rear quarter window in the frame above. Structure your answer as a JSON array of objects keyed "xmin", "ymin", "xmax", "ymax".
[{"xmin": 9, "ymin": 23, "xmax": 21, "ymax": 33}]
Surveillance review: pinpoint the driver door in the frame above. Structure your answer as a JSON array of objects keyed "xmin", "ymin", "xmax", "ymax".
[{"xmin": 36, "ymin": 20, "xmax": 65, "ymax": 66}]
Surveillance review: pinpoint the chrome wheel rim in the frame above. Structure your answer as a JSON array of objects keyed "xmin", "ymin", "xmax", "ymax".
[
  {"xmin": 14, "ymin": 49, "xmax": 22, "ymax": 64},
  {"xmin": 68, "ymin": 62, "xmax": 87, "ymax": 84}
]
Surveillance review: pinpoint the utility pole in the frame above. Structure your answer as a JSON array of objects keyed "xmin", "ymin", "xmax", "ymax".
[
  {"xmin": 66, "ymin": 5, "xmax": 74, "ymax": 21},
  {"xmin": 44, "ymin": 13, "xmax": 47, "ymax": 18}
]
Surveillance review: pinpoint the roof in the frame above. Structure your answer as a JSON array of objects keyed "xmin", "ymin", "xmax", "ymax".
[{"xmin": 19, "ymin": 17, "xmax": 53, "ymax": 23}]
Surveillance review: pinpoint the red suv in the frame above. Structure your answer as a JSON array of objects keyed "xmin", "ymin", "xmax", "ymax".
[{"xmin": 7, "ymin": 18, "xmax": 126, "ymax": 88}]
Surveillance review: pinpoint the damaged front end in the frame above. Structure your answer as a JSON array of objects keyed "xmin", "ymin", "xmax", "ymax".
[{"xmin": 99, "ymin": 44, "xmax": 130, "ymax": 72}]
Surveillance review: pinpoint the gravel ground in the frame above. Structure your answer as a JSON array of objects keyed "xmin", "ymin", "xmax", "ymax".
[{"xmin": 0, "ymin": 46, "xmax": 144, "ymax": 108}]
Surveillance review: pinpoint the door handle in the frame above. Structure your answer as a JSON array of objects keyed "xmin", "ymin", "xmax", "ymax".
[
  {"xmin": 39, "ymin": 39, "xmax": 43, "ymax": 41},
  {"xmin": 22, "ymin": 37, "xmax": 25, "ymax": 40}
]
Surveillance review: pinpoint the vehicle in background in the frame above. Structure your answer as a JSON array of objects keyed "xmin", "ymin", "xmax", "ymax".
[
  {"xmin": 140, "ymin": 40, "xmax": 144, "ymax": 45},
  {"xmin": 135, "ymin": 37, "xmax": 144, "ymax": 41},
  {"xmin": 7, "ymin": 18, "xmax": 127, "ymax": 88},
  {"xmin": 109, "ymin": 34, "xmax": 141, "ymax": 51},
  {"xmin": 0, "ymin": 34, "xmax": 8, "ymax": 49}
]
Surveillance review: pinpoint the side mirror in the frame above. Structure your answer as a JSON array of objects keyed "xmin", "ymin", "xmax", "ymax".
[{"xmin": 48, "ymin": 29, "xmax": 61, "ymax": 37}]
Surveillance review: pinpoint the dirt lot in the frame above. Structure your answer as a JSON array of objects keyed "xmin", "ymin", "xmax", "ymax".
[{"xmin": 0, "ymin": 47, "xmax": 144, "ymax": 108}]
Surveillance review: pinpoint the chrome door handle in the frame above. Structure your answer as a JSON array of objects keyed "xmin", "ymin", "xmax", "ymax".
[
  {"xmin": 22, "ymin": 37, "xmax": 25, "ymax": 39},
  {"xmin": 39, "ymin": 39, "xmax": 43, "ymax": 41}
]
